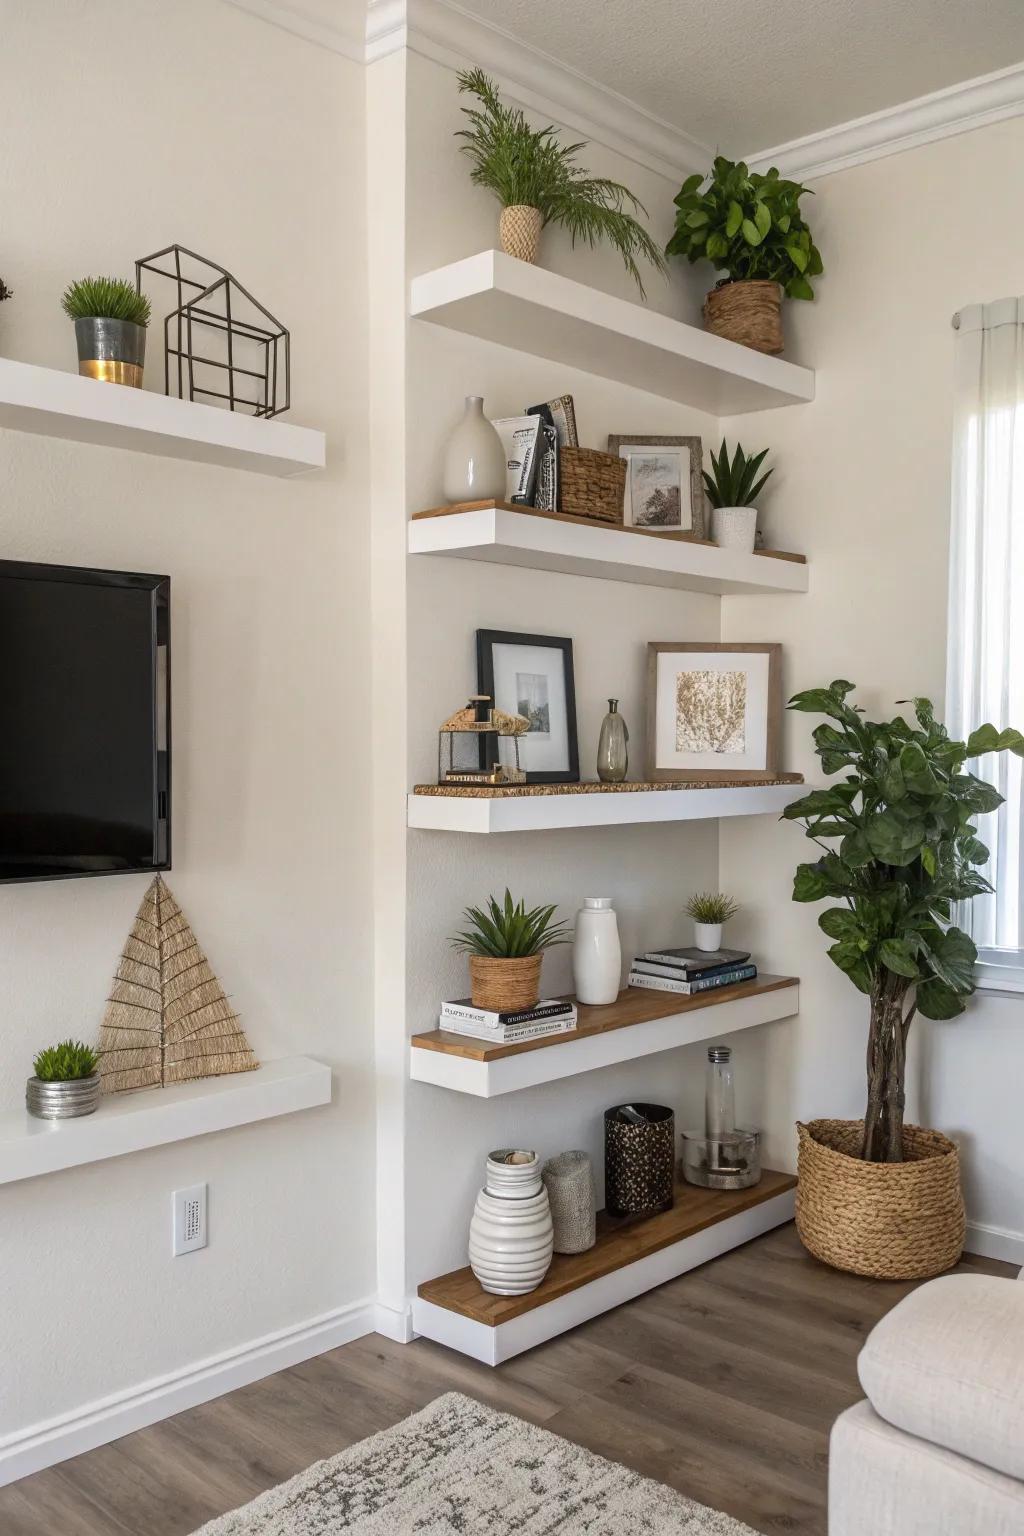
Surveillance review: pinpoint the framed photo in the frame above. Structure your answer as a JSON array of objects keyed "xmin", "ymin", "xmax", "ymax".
[
  {"xmin": 607, "ymin": 435, "xmax": 704, "ymax": 537},
  {"xmin": 477, "ymin": 630, "xmax": 579, "ymax": 783},
  {"xmin": 645, "ymin": 642, "xmax": 782, "ymax": 782}
]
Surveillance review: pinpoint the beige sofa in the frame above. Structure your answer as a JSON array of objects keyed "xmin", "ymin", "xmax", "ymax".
[{"xmin": 830, "ymin": 1271, "xmax": 1024, "ymax": 1534}]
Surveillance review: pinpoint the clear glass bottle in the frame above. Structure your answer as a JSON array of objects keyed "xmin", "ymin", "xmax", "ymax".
[
  {"xmin": 705, "ymin": 1045, "xmax": 736, "ymax": 1140},
  {"xmin": 597, "ymin": 699, "xmax": 629, "ymax": 783}
]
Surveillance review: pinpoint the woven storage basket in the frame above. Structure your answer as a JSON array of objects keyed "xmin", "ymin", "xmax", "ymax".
[
  {"xmin": 499, "ymin": 205, "xmax": 543, "ymax": 264},
  {"xmin": 469, "ymin": 954, "xmax": 543, "ymax": 1012},
  {"xmin": 796, "ymin": 1119, "xmax": 965, "ymax": 1280},
  {"xmin": 560, "ymin": 447, "xmax": 626, "ymax": 523},
  {"xmin": 703, "ymin": 279, "xmax": 784, "ymax": 355}
]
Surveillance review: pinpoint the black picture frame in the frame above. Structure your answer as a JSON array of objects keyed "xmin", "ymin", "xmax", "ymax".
[{"xmin": 476, "ymin": 629, "xmax": 579, "ymax": 784}]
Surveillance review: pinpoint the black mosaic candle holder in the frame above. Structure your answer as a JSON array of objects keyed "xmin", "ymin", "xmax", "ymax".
[{"xmin": 604, "ymin": 1103, "xmax": 675, "ymax": 1219}]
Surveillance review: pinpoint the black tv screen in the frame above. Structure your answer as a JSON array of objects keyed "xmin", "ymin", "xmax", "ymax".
[{"xmin": 0, "ymin": 560, "xmax": 170, "ymax": 883}]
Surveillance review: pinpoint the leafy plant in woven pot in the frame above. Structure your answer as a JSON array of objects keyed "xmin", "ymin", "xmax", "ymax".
[
  {"xmin": 450, "ymin": 889, "xmax": 570, "ymax": 1011},
  {"xmin": 667, "ymin": 156, "xmax": 821, "ymax": 355},
  {"xmin": 786, "ymin": 680, "xmax": 1023, "ymax": 1279}
]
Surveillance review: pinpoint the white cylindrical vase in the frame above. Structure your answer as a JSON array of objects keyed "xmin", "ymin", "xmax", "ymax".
[
  {"xmin": 573, "ymin": 896, "xmax": 621, "ymax": 1005},
  {"xmin": 469, "ymin": 1150, "xmax": 553, "ymax": 1296},
  {"xmin": 711, "ymin": 506, "xmax": 757, "ymax": 553},
  {"xmin": 694, "ymin": 921, "xmax": 723, "ymax": 951},
  {"xmin": 442, "ymin": 395, "xmax": 506, "ymax": 503}
]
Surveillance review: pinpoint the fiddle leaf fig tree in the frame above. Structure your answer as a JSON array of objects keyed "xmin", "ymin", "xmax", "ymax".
[{"xmin": 785, "ymin": 680, "xmax": 1024, "ymax": 1164}]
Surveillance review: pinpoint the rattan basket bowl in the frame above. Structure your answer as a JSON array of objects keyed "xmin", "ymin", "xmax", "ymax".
[
  {"xmin": 468, "ymin": 953, "xmax": 543, "ymax": 1012},
  {"xmin": 703, "ymin": 279, "xmax": 784, "ymax": 355},
  {"xmin": 560, "ymin": 447, "xmax": 626, "ymax": 523}
]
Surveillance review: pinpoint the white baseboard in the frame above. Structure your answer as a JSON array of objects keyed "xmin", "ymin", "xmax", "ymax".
[
  {"xmin": 0, "ymin": 1297, "xmax": 377, "ymax": 1488},
  {"xmin": 373, "ymin": 1300, "xmax": 416, "ymax": 1342},
  {"xmin": 965, "ymin": 1220, "xmax": 1024, "ymax": 1267}
]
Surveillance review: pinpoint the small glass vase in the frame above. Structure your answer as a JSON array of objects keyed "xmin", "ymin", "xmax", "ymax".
[{"xmin": 597, "ymin": 699, "xmax": 629, "ymax": 783}]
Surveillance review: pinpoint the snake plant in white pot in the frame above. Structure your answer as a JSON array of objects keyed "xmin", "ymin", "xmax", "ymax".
[{"xmin": 703, "ymin": 439, "xmax": 773, "ymax": 553}]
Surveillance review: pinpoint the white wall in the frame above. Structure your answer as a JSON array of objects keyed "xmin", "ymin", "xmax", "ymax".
[
  {"xmin": 0, "ymin": 0, "xmax": 375, "ymax": 1442},
  {"xmin": 720, "ymin": 115, "xmax": 1024, "ymax": 1260}
]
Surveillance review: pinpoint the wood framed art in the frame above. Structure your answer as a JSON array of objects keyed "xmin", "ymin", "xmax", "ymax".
[
  {"xmin": 607, "ymin": 435, "xmax": 704, "ymax": 537},
  {"xmin": 477, "ymin": 629, "xmax": 579, "ymax": 783},
  {"xmin": 645, "ymin": 642, "xmax": 783, "ymax": 782}
]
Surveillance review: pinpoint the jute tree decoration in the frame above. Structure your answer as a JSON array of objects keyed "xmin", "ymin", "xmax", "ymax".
[{"xmin": 96, "ymin": 876, "xmax": 258, "ymax": 1093}]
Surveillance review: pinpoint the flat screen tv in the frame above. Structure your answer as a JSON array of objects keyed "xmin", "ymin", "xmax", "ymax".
[{"xmin": 0, "ymin": 559, "xmax": 170, "ymax": 883}]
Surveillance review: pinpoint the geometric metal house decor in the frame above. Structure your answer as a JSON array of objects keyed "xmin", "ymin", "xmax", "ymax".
[
  {"xmin": 96, "ymin": 876, "xmax": 259, "ymax": 1093},
  {"xmin": 135, "ymin": 243, "xmax": 289, "ymax": 417},
  {"xmin": 438, "ymin": 695, "xmax": 529, "ymax": 786}
]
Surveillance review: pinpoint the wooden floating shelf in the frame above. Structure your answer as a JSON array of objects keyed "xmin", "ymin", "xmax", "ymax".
[
  {"xmin": 0, "ymin": 1057, "xmax": 332, "ymax": 1185},
  {"xmin": 408, "ymin": 777, "xmax": 805, "ymax": 833},
  {"xmin": 411, "ymin": 977, "xmax": 799, "ymax": 1097},
  {"xmin": 0, "ymin": 356, "xmax": 326, "ymax": 478},
  {"xmin": 413, "ymin": 1170, "xmax": 798, "ymax": 1364},
  {"xmin": 410, "ymin": 251, "xmax": 814, "ymax": 416},
  {"xmin": 410, "ymin": 502, "xmax": 808, "ymax": 595}
]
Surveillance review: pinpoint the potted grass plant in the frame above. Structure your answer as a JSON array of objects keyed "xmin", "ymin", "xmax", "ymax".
[
  {"xmin": 450, "ymin": 889, "xmax": 570, "ymax": 1011},
  {"xmin": 667, "ymin": 156, "xmax": 821, "ymax": 354},
  {"xmin": 685, "ymin": 892, "xmax": 740, "ymax": 952},
  {"xmin": 786, "ymin": 680, "xmax": 1023, "ymax": 1279},
  {"xmin": 703, "ymin": 439, "xmax": 773, "ymax": 552},
  {"xmin": 26, "ymin": 1039, "xmax": 101, "ymax": 1120},
  {"xmin": 456, "ymin": 69, "xmax": 666, "ymax": 296},
  {"xmin": 0, "ymin": 276, "xmax": 11, "ymax": 308},
  {"xmin": 61, "ymin": 275, "xmax": 151, "ymax": 388}
]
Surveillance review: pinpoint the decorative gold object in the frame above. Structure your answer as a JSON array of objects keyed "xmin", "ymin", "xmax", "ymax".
[{"xmin": 437, "ymin": 695, "xmax": 529, "ymax": 785}]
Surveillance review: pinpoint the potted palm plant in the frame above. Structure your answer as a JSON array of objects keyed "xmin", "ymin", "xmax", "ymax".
[
  {"xmin": 26, "ymin": 1039, "xmax": 101, "ymax": 1120},
  {"xmin": 61, "ymin": 275, "xmax": 151, "ymax": 387},
  {"xmin": 667, "ymin": 156, "xmax": 821, "ymax": 354},
  {"xmin": 450, "ymin": 889, "xmax": 570, "ymax": 1011},
  {"xmin": 702, "ymin": 439, "xmax": 773, "ymax": 552},
  {"xmin": 456, "ymin": 69, "xmax": 666, "ymax": 297},
  {"xmin": 786, "ymin": 680, "xmax": 1022, "ymax": 1279}
]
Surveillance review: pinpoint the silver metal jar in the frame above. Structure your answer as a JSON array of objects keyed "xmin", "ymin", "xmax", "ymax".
[
  {"xmin": 26, "ymin": 1073, "xmax": 101, "ymax": 1120},
  {"xmin": 74, "ymin": 317, "xmax": 146, "ymax": 387}
]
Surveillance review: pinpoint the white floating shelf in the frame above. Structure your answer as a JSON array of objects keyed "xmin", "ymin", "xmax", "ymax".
[
  {"xmin": 0, "ymin": 1057, "xmax": 332, "ymax": 1185},
  {"xmin": 408, "ymin": 780, "xmax": 805, "ymax": 833},
  {"xmin": 409, "ymin": 503, "xmax": 808, "ymax": 595},
  {"xmin": 0, "ymin": 356, "xmax": 326, "ymax": 477},
  {"xmin": 410, "ymin": 251, "xmax": 814, "ymax": 415}
]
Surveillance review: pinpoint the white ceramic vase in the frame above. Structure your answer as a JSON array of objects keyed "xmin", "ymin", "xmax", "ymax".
[
  {"xmin": 573, "ymin": 897, "xmax": 621, "ymax": 1005},
  {"xmin": 695, "ymin": 921, "xmax": 723, "ymax": 951},
  {"xmin": 468, "ymin": 1149, "xmax": 554, "ymax": 1296},
  {"xmin": 711, "ymin": 505, "xmax": 757, "ymax": 553},
  {"xmin": 442, "ymin": 395, "xmax": 506, "ymax": 503}
]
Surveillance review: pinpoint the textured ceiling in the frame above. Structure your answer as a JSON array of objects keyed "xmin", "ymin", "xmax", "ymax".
[{"xmin": 455, "ymin": 0, "xmax": 1024, "ymax": 152}]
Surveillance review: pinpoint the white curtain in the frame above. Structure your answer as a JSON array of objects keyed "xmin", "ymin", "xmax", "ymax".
[{"xmin": 947, "ymin": 297, "xmax": 1024, "ymax": 951}]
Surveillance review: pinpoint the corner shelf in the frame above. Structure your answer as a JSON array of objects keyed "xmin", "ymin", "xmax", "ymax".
[
  {"xmin": 413, "ymin": 1170, "xmax": 797, "ymax": 1364},
  {"xmin": 410, "ymin": 251, "xmax": 814, "ymax": 416},
  {"xmin": 0, "ymin": 1057, "xmax": 332, "ymax": 1184},
  {"xmin": 0, "ymin": 356, "xmax": 326, "ymax": 478},
  {"xmin": 408, "ymin": 778, "xmax": 805, "ymax": 833},
  {"xmin": 410, "ymin": 502, "xmax": 808, "ymax": 595},
  {"xmin": 411, "ymin": 976, "xmax": 799, "ymax": 1097}
]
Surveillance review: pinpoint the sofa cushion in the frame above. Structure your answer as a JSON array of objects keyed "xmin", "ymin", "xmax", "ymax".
[{"xmin": 858, "ymin": 1272, "xmax": 1024, "ymax": 1481}]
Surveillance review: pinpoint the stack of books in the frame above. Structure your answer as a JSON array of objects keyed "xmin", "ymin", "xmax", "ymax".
[
  {"xmin": 627, "ymin": 947, "xmax": 757, "ymax": 996},
  {"xmin": 438, "ymin": 998, "xmax": 578, "ymax": 1044}
]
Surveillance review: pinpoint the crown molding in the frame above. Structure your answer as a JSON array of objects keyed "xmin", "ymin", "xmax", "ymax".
[
  {"xmin": 745, "ymin": 60, "xmax": 1024, "ymax": 180},
  {"xmin": 220, "ymin": 0, "xmax": 365, "ymax": 62}
]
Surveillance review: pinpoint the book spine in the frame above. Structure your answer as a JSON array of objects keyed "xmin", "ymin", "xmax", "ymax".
[
  {"xmin": 440, "ymin": 1001, "xmax": 573, "ymax": 1027},
  {"xmin": 627, "ymin": 965, "xmax": 757, "ymax": 995},
  {"xmin": 445, "ymin": 1018, "xmax": 578, "ymax": 1043}
]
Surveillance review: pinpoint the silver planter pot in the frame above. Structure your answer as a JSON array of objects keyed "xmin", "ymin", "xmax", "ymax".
[
  {"xmin": 74, "ymin": 317, "xmax": 146, "ymax": 387},
  {"xmin": 26, "ymin": 1073, "xmax": 101, "ymax": 1120}
]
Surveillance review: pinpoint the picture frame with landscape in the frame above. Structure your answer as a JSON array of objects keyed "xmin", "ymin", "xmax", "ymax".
[
  {"xmin": 607, "ymin": 435, "xmax": 704, "ymax": 537},
  {"xmin": 477, "ymin": 629, "xmax": 579, "ymax": 783},
  {"xmin": 645, "ymin": 641, "xmax": 782, "ymax": 782}
]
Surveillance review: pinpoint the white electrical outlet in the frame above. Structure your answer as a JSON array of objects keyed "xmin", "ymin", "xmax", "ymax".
[{"xmin": 172, "ymin": 1183, "xmax": 208, "ymax": 1256}]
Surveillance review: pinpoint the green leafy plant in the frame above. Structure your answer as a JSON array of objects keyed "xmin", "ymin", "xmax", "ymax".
[
  {"xmin": 703, "ymin": 439, "xmax": 773, "ymax": 508},
  {"xmin": 60, "ymin": 276, "xmax": 151, "ymax": 326},
  {"xmin": 32, "ymin": 1039, "xmax": 99, "ymax": 1081},
  {"xmin": 785, "ymin": 680, "xmax": 1024, "ymax": 1163},
  {"xmin": 685, "ymin": 892, "xmax": 740, "ymax": 924},
  {"xmin": 667, "ymin": 156, "xmax": 822, "ymax": 301},
  {"xmin": 0, "ymin": 278, "xmax": 12, "ymax": 303},
  {"xmin": 450, "ymin": 889, "xmax": 571, "ymax": 958},
  {"xmin": 456, "ymin": 69, "xmax": 666, "ymax": 297}
]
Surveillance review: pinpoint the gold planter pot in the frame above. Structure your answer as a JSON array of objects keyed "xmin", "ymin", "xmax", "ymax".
[
  {"xmin": 468, "ymin": 953, "xmax": 543, "ymax": 1012},
  {"xmin": 74, "ymin": 317, "xmax": 146, "ymax": 387}
]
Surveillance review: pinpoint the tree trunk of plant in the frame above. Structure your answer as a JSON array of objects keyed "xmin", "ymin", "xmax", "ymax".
[{"xmin": 861, "ymin": 971, "xmax": 911, "ymax": 1163}]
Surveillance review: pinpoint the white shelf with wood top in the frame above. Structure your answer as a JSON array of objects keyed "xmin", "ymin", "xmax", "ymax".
[
  {"xmin": 0, "ymin": 356, "xmax": 325, "ymax": 477},
  {"xmin": 409, "ymin": 501, "xmax": 808, "ymax": 595},
  {"xmin": 410, "ymin": 976, "xmax": 799, "ymax": 1097},
  {"xmin": 409, "ymin": 251, "xmax": 814, "ymax": 415}
]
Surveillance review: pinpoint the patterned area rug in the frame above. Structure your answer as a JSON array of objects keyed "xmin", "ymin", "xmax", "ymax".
[{"xmin": 193, "ymin": 1391, "xmax": 756, "ymax": 1534}]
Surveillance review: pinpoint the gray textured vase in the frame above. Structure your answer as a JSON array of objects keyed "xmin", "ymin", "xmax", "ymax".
[
  {"xmin": 542, "ymin": 1150, "xmax": 596, "ymax": 1254},
  {"xmin": 25, "ymin": 1074, "xmax": 101, "ymax": 1119},
  {"xmin": 74, "ymin": 316, "xmax": 146, "ymax": 387}
]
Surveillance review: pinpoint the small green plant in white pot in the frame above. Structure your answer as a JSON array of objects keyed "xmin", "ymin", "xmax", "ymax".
[
  {"xmin": 703, "ymin": 439, "xmax": 773, "ymax": 553},
  {"xmin": 26, "ymin": 1039, "xmax": 101, "ymax": 1120},
  {"xmin": 685, "ymin": 892, "xmax": 740, "ymax": 952}
]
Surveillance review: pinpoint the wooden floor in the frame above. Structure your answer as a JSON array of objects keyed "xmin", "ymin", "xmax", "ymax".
[{"xmin": 0, "ymin": 1224, "xmax": 1013, "ymax": 1536}]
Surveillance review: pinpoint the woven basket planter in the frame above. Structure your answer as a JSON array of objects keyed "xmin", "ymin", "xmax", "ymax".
[
  {"xmin": 703, "ymin": 280, "xmax": 784, "ymax": 355},
  {"xmin": 469, "ymin": 953, "xmax": 543, "ymax": 1012},
  {"xmin": 796, "ymin": 1119, "xmax": 965, "ymax": 1280},
  {"xmin": 560, "ymin": 447, "xmax": 626, "ymax": 523},
  {"xmin": 499, "ymin": 205, "xmax": 543, "ymax": 264}
]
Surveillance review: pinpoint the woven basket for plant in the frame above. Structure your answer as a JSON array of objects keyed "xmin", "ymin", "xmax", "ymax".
[
  {"xmin": 796, "ymin": 1119, "xmax": 965, "ymax": 1280},
  {"xmin": 560, "ymin": 447, "xmax": 626, "ymax": 523},
  {"xmin": 499, "ymin": 205, "xmax": 543, "ymax": 264},
  {"xmin": 469, "ymin": 954, "xmax": 543, "ymax": 1012},
  {"xmin": 703, "ymin": 279, "xmax": 784, "ymax": 355}
]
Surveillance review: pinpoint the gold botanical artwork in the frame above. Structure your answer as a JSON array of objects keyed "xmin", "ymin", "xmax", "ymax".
[{"xmin": 675, "ymin": 669, "xmax": 746, "ymax": 754}]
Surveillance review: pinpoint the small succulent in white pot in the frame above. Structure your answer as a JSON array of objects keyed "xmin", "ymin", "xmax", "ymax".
[
  {"xmin": 685, "ymin": 892, "xmax": 740, "ymax": 952},
  {"xmin": 703, "ymin": 439, "xmax": 773, "ymax": 553},
  {"xmin": 26, "ymin": 1039, "xmax": 101, "ymax": 1119}
]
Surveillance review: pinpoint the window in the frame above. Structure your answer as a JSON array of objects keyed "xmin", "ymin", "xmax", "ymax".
[{"xmin": 947, "ymin": 298, "xmax": 1024, "ymax": 989}]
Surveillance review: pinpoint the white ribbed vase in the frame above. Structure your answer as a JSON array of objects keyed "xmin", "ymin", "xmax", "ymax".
[{"xmin": 469, "ymin": 1149, "xmax": 554, "ymax": 1296}]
